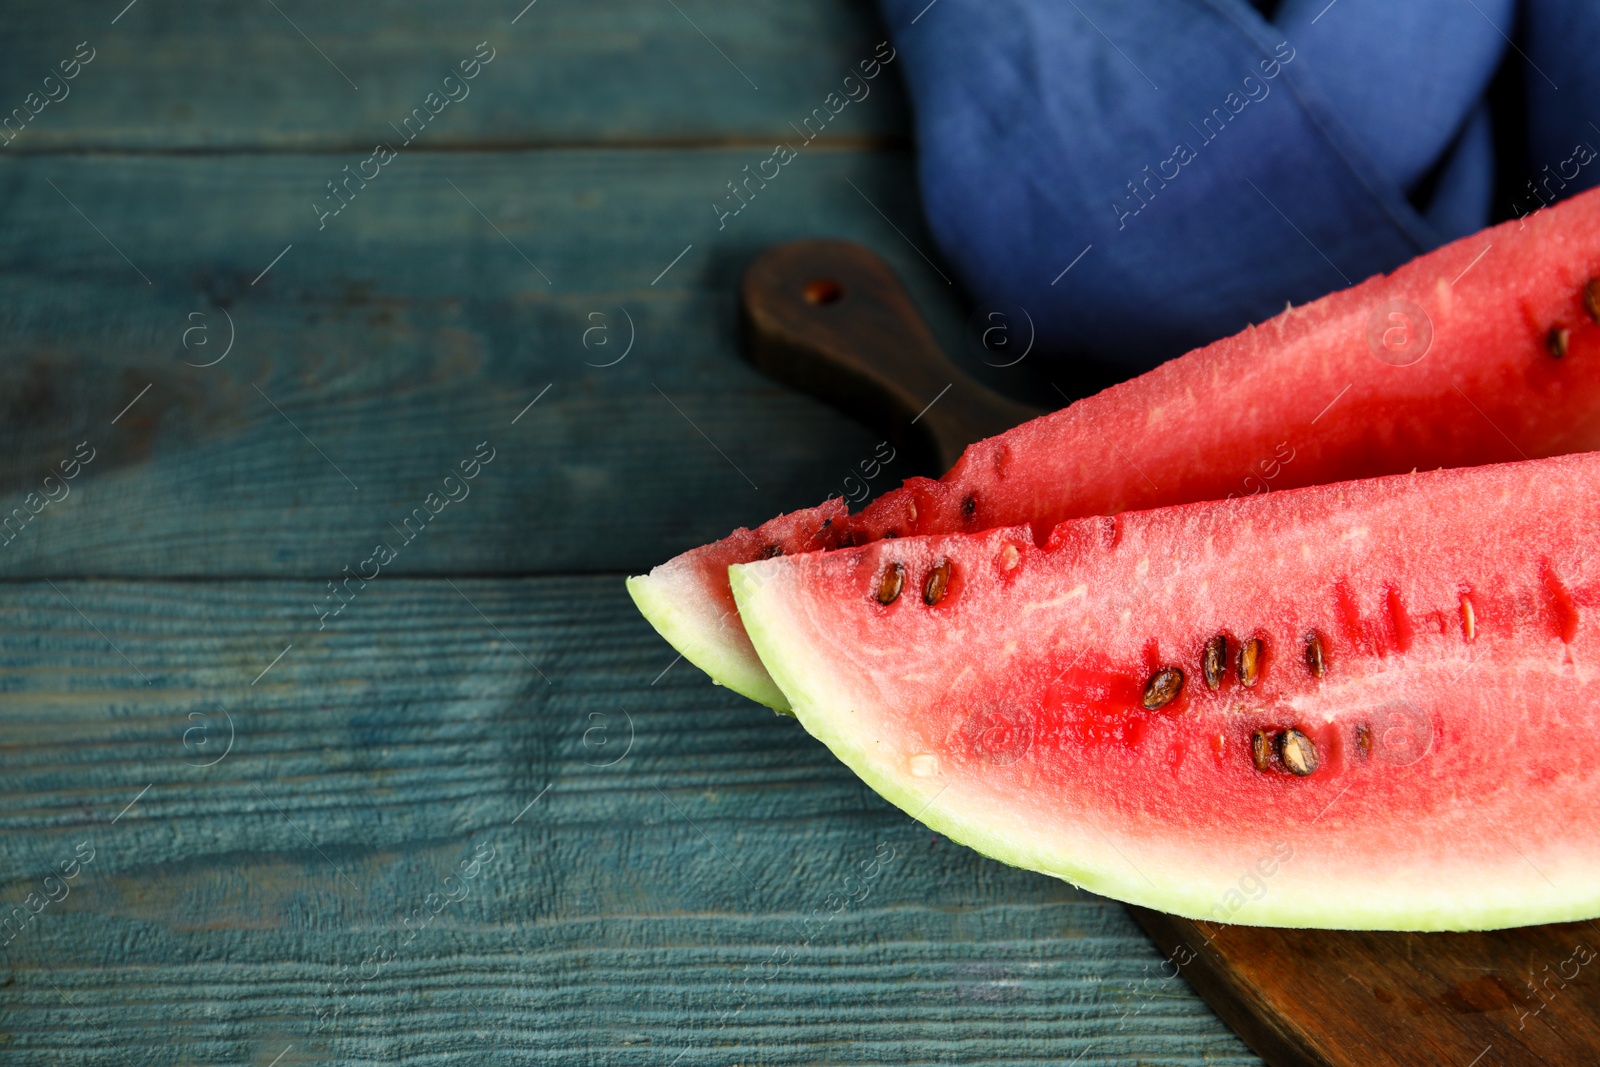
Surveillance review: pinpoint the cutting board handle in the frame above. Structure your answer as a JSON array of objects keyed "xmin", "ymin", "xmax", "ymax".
[{"xmin": 739, "ymin": 239, "xmax": 1044, "ymax": 471}]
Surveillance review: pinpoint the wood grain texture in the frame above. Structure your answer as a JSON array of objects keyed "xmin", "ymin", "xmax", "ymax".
[
  {"xmin": 0, "ymin": 148, "xmax": 1017, "ymax": 578},
  {"xmin": 0, "ymin": 1, "xmax": 1262, "ymax": 1060},
  {"xmin": 0, "ymin": 0, "xmax": 908, "ymax": 151},
  {"xmin": 741, "ymin": 240, "xmax": 1045, "ymax": 472},
  {"xmin": 0, "ymin": 577, "xmax": 1259, "ymax": 1065},
  {"xmin": 1134, "ymin": 908, "xmax": 1600, "ymax": 1067}
]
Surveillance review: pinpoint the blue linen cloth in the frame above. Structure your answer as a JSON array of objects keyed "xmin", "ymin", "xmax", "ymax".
[{"xmin": 879, "ymin": 0, "xmax": 1600, "ymax": 371}]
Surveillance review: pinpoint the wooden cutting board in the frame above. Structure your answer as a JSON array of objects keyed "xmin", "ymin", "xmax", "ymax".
[{"xmin": 739, "ymin": 238, "xmax": 1600, "ymax": 1067}]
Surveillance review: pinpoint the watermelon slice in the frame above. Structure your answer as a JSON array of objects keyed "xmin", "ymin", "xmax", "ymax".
[
  {"xmin": 632, "ymin": 188, "xmax": 1600, "ymax": 711},
  {"xmin": 731, "ymin": 453, "xmax": 1600, "ymax": 930},
  {"xmin": 627, "ymin": 500, "xmax": 847, "ymax": 709}
]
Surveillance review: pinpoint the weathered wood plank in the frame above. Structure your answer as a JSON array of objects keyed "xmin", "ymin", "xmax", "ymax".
[
  {"xmin": 0, "ymin": 1, "xmax": 1256, "ymax": 1061},
  {"xmin": 0, "ymin": 147, "xmax": 1025, "ymax": 578},
  {"xmin": 0, "ymin": 0, "xmax": 908, "ymax": 151},
  {"xmin": 0, "ymin": 576, "xmax": 1259, "ymax": 1065}
]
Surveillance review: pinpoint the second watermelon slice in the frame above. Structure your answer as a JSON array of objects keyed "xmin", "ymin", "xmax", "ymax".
[{"xmin": 632, "ymin": 188, "xmax": 1600, "ymax": 711}]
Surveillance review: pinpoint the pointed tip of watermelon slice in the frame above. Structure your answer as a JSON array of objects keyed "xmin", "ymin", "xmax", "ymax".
[
  {"xmin": 730, "ymin": 553, "xmax": 1149, "ymax": 908},
  {"xmin": 625, "ymin": 499, "xmax": 850, "ymax": 715},
  {"xmin": 626, "ymin": 570, "xmax": 792, "ymax": 713},
  {"xmin": 730, "ymin": 548, "xmax": 1151, "ymax": 911}
]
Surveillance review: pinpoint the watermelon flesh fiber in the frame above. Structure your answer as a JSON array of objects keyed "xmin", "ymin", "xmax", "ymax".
[
  {"xmin": 631, "ymin": 188, "xmax": 1600, "ymax": 711},
  {"xmin": 732, "ymin": 454, "xmax": 1600, "ymax": 930}
]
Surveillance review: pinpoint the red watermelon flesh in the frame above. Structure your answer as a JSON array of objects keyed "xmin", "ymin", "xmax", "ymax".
[
  {"xmin": 633, "ymin": 187, "xmax": 1600, "ymax": 711},
  {"xmin": 731, "ymin": 452, "xmax": 1600, "ymax": 930}
]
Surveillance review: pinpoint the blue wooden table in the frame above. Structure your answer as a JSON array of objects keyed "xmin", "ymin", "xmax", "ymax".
[{"xmin": 0, "ymin": 3, "xmax": 1262, "ymax": 1062}]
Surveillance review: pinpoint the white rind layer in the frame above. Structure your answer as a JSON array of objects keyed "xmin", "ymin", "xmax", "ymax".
[{"xmin": 627, "ymin": 569, "xmax": 789, "ymax": 712}]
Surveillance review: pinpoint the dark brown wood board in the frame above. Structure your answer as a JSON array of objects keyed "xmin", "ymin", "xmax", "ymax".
[
  {"xmin": 738, "ymin": 238, "xmax": 1600, "ymax": 1067},
  {"xmin": 1133, "ymin": 910, "xmax": 1600, "ymax": 1067}
]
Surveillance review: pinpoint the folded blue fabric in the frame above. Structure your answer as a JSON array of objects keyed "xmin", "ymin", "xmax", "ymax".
[{"xmin": 880, "ymin": 0, "xmax": 1600, "ymax": 371}]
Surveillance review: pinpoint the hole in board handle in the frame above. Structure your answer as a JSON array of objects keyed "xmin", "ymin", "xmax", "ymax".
[{"xmin": 803, "ymin": 278, "xmax": 844, "ymax": 305}]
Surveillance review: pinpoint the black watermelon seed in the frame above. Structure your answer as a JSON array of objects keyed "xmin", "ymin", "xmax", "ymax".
[
  {"xmin": 875, "ymin": 562, "xmax": 905, "ymax": 605},
  {"xmin": 1304, "ymin": 631, "xmax": 1326, "ymax": 677},
  {"xmin": 1142, "ymin": 668, "xmax": 1184, "ymax": 710},
  {"xmin": 922, "ymin": 558, "xmax": 952, "ymax": 606},
  {"xmin": 1239, "ymin": 638, "xmax": 1264, "ymax": 688},
  {"xmin": 1278, "ymin": 729, "xmax": 1319, "ymax": 776},
  {"xmin": 1251, "ymin": 731, "xmax": 1272, "ymax": 772},
  {"xmin": 1202, "ymin": 635, "xmax": 1227, "ymax": 691}
]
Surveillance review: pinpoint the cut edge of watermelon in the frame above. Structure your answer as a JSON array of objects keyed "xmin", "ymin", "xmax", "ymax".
[
  {"xmin": 627, "ymin": 500, "xmax": 850, "ymax": 713},
  {"xmin": 729, "ymin": 531, "xmax": 1600, "ymax": 931},
  {"xmin": 647, "ymin": 188, "xmax": 1600, "ymax": 737},
  {"xmin": 728, "ymin": 550, "xmax": 1179, "ymax": 913},
  {"xmin": 627, "ymin": 568, "xmax": 791, "ymax": 712}
]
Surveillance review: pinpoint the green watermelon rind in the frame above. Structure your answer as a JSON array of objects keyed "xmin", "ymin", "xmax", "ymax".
[
  {"xmin": 626, "ymin": 572, "xmax": 792, "ymax": 712},
  {"xmin": 729, "ymin": 560, "xmax": 1600, "ymax": 931},
  {"xmin": 727, "ymin": 562, "xmax": 1165, "ymax": 912}
]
